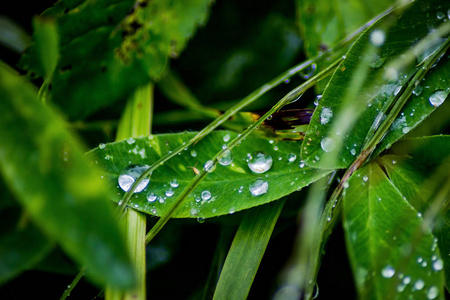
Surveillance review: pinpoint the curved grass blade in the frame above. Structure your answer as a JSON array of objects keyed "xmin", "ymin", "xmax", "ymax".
[
  {"xmin": 212, "ymin": 200, "xmax": 285, "ymax": 300},
  {"xmin": 0, "ymin": 68, "xmax": 135, "ymax": 288},
  {"xmin": 342, "ymin": 161, "xmax": 445, "ymax": 299}
]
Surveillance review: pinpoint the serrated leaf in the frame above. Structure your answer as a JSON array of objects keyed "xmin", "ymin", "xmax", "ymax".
[
  {"xmin": 342, "ymin": 161, "xmax": 445, "ymax": 299},
  {"xmin": 19, "ymin": 0, "xmax": 213, "ymax": 119},
  {"xmin": 89, "ymin": 131, "xmax": 331, "ymax": 218},
  {"xmin": 301, "ymin": 0, "xmax": 450, "ymax": 169},
  {"xmin": 0, "ymin": 68, "xmax": 135, "ymax": 288}
]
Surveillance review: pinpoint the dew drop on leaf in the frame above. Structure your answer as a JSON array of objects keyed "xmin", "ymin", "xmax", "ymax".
[
  {"xmin": 287, "ymin": 153, "xmax": 297, "ymax": 162},
  {"xmin": 218, "ymin": 149, "xmax": 233, "ymax": 166},
  {"xmin": 428, "ymin": 89, "xmax": 448, "ymax": 107},
  {"xmin": 118, "ymin": 165, "xmax": 150, "ymax": 193},
  {"xmin": 320, "ymin": 107, "xmax": 333, "ymax": 125},
  {"xmin": 432, "ymin": 259, "xmax": 443, "ymax": 271},
  {"xmin": 249, "ymin": 179, "xmax": 269, "ymax": 196},
  {"xmin": 299, "ymin": 63, "xmax": 317, "ymax": 80},
  {"xmin": 147, "ymin": 193, "xmax": 157, "ymax": 202},
  {"xmin": 126, "ymin": 137, "xmax": 135, "ymax": 144},
  {"xmin": 248, "ymin": 152, "xmax": 273, "ymax": 174},
  {"xmin": 413, "ymin": 84, "xmax": 423, "ymax": 96},
  {"xmin": 427, "ymin": 286, "xmax": 439, "ymax": 299},
  {"xmin": 370, "ymin": 29, "xmax": 385, "ymax": 47},
  {"xmin": 314, "ymin": 95, "xmax": 322, "ymax": 106},
  {"xmin": 201, "ymin": 190, "xmax": 211, "ymax": 201},
  {"xmin": 223, "ymin": 134, "xmax": 230, "ymax": 142},
  {"xmin": 320, "ymin": 137, "xmax": 336, "ymax": 152},
  {"xmin": 204, "ymin": 160, "xmax": 216, "ymax": 173},
  {"xmin": 170, "ymin": 179, "xmax": 179, "ymax": 188},
  {"xmin": 165, "ymin": 189, "xmax": 175, "ymax": 197},
  {"xmin": 381, "ymin": 265, "xmax": 395, "ymax": 278},
  {"xmin": 99, "ymin": 143, "xmax": 106, "ymax": 149},
  {"xmin": 414, "ymin": 279, "xmax": 424, "ymax": 290}
]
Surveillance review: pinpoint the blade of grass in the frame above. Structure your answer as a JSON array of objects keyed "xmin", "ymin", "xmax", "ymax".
[
  {"xmin": 212, "ymin": 200, "xmax": 285, "ymax": 300},
  {"xmin": 106, "ymin": 83, "xmax": 154, "ymax": 300}
]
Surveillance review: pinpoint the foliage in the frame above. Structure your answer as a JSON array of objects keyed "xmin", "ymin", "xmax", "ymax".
[{"xmin": 0, "ymin": 0, "xmax": 449, "ymax": 299}]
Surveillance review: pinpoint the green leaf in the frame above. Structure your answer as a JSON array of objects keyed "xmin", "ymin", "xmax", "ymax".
[
  {"xmin": 301, "ymin": 0, "xmax": 450, "ymax": 169},
  {"xmin": 33, "ymin": 17, "xmax": 59, "ymax": 81},
  {"xmin": 0, "ymin": 206, "xmax": 52, "ymax": 283},
  {"xmin": 0, "ymin": 68, "xmax": 135, "ymax": 288},
  {"xmin": 213, "ymin": 200, "xmax": 284, "ymax": 300},
  {"xmin": 89, "ymin": 131, "xmax": 331, "ymax": 218},
  {"xmin": 378, "ymin": 136, "xmax": 450, "ymax": 291},
  {"xmin": 342, "ymin": 161, "xmax": 445, "ymax": 299},
  {"xmin": 19, "ymin": 0, "xmax": 213, "ymax": 119}
]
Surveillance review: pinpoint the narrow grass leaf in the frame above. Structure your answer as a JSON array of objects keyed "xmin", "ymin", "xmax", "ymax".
[
  {"xmin": 213, "ymin": 200, "xmax": 285, "ymax": 300},
  {"xmin": 0, "ymin": 69, "xmax": 135, "ymax": 288}
]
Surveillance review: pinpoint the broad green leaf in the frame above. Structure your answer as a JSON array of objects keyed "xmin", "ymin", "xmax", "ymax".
[
  {"xmin": 213, "ymin": 200, "xmax": 284, "ymax": 300},
  {"xmin": 0, "ymin": 206, "xmax": 52, "ymax": 283},
  {"xmin": 301, "ymin": 0, "xmax": 450, "ymax": 169},
  {"xmin": 0, "ymin": 68, "xmax": 135, "ymax": 288},
  {"xmin": 342, "ymin": 161, "xmax": 445, "ymax": 299},
  {"xmin": 19, "ymin": 0, "xmax": 213, "ymax": 119},
  {"xmin": 378, "ymin": 136, "xmax": 450, "ymax": 290},
  {"xmin": 89, "ymin": 131, "xmax": 331, "ymax": 218}
]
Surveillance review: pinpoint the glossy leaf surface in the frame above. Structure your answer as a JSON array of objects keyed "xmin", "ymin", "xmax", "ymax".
[
  {"xmin": 343, "ymin": 161, "xmax": 445, "ymax": 299},
  {"xmin": 0, "ymin": 68, "xmax": 135, "ymax": 288},
  {"xmin": 19, "ymin": 0, "xmax": 213, "ymax": 119},
  {"xmin": 301, "ymin": 0, "xmax": 450, "ymax": 169},
  {"xmin": 89, "ymin": 131, "xmax": 331, "ymax": 218}
]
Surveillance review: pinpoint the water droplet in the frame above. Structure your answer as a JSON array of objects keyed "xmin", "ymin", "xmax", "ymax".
[
  {"xmin": 165, "ymin": 189, "xmax": 175, "ymax": 197},
  {"xmin": 300, "ymin": 63, "xmax": 317, "ymax": 80},
  {"xmin": 394, "ymin": 85, "xmax": 402, "ymax": 96},
  {"xmin": 320, "ymin": 107, "xmax": 333, "ymax": 125},
  {"xmin": 369, "ymin": 54, "xmax": 385, "ymax": 68},
  {"xmin": 381, "ymin": 265, "xmax": 395, "ymax": 278},
  {"xmin": 427, "ymin": 286, "xmax": 439, "ymax": 299},
  {"xmin": 413, "ymin": 84, "xmax": 423, "ymax": 96},
  {"xmin": 197, "ymin": 217, "xmax": 205, "ymax": 223},
  {"xmin": 414, "ymin": 279, "xmax": 424, "ymax": 290},
  {"xmin": 248, "ymin": 152, "xmax": 273, "ymax": 174},
  {"xmin": 267, "ymin": 115, "xmax": 273, "ymax": 120},
  {"xmin": 429, "ymin": 89, "xmax": 448, "ymax": 107},
  {"xmin": 190, "ymin": 149, "xmax": 197, "ymax": 157},
  {"xmin": 350, "ymin": 149, "xmax": 357, "ymax": 156},
  {"xmin": 170, "ymin": 179, "xmax": 179, "ymax": 188},
  {"xmin": 118, "ymin": 165, "xmax": 150, "ymax": 193},
  {"xmin": 223, "ymin": 134, "xmax": 230, "ymax": 142},
  {"xmin": 219, "ymin": 149, "xmax": 233, "ymax": 166},
  {"xmin": 363, "ymin": 176, "xmax": 369, "ymax": 182},
  {"xmin": 274, "ymin": 146, "xmax": 279, "ymax": 151},
  {"xmin": 299, "ymin": 161, "xmax": 305, "ymax": 168},
  {"xmin": 201, "ymin": 190, "xmax": 211, "ymax": 201},
  {"xmin": 437, "ymin": 11, "xmax": 445, "ymax": 19},
  {"xmin": 204, "ymin": 160, "xmax": 216, "ymax": 173},
  {"xmin": 314, "ymin": 95, "xmax": 322, "ymax": 106},
  {"xmin": 403, "ymin": 276, "xmax": 411, "ymax": 285},
  {"xmin": 249, "ymin": 179, "xmax": 269, "ymax": 196},
  {"xmin": 99, "ymin": 143, "xmax": 106, "ymax": 149},
  {"xmin": 402, "ymin": 127, "xmax": 411, "ymax": 134},
  {"xmin": 147, "ymin": 193, "xmax": 157, "ymax": 203},
  {"xmin": 126, "ymin": 137, "xmax": 135, "ymax": 144},
  {"xmin": 320, "ymin": 137, "xmax": 336, "ymax": 152},
  {"xmin": 370, "ymin": 29, "xmax": 385, "ymax": 47},
  {"xmin": 432, "ymin": 259, "xmax": 443, "ymax": 271},
  {"xmin": 288, "ymin": 153, "xmax": 297, "ymax": 162}
]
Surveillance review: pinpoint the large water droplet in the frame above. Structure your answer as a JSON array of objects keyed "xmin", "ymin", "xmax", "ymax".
[
  {"xmin": 170, "ymin": 179, "xmax": 179, "ymax": 188},
  {"xmin": 201, "ymin": 190, "xmax": 211, "ymax": 201},
  {"xmin": 248, "ymin": 152, "xmax": 273, "ymax": 174},
  {"xmin": 288, "ymin": 153, "xmax": 297, "ymax": 162},
  {"xmin": 320, "ymin": 107, "xmax": 333, "ymax": 125},
  {"xmin": 223, "ymin": 134, "xmax": 230, "ymax": 142},
  {"xmin": 165, "ymin": 189, "xmax": 175, "ymax": 197},
  {"xmin": 219, "ymin": 149, "xmax": 233, "ymax": 166},
  {"xmin": 249, "ymin": 179, "xmax": 269, "ymax": 196},
  {"xmin": 204, "ymin": 160, "xmax": 216, "ymax": 173},
  {"xmin": 370, "ymin": 29, "xmax": 385, "ymax": 47},
  {"xmin": 118, "ymin": 165, "xmax": 150, "ymax": 193},
  {"xmin": 190, "ymin": 149, "xmax": 197, "ymax": 157},
  {"xmin": 381, "ymin": 265, "xmax": 395, "ymax": 278},
  {"xmin": 320, "ymin": 137, "xmax": 336, "ymax": 152},
  {"xmin": 429, "ymin": 89, "xmax": 448, "ymax": 107},
  {"xmin": 427, "ymin": 286, "xmax": 439, "ymax": 299},
  {"xmin": 432, "ymin": 258, "xmax": 443, "ymax": 271},
  {"xmin": 414, "ymin": 279, "xmax": 424, "ymax": 290},
  {"xmin": 147, "ymin": 193, "xmax": 157, "ymax": 202}
]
